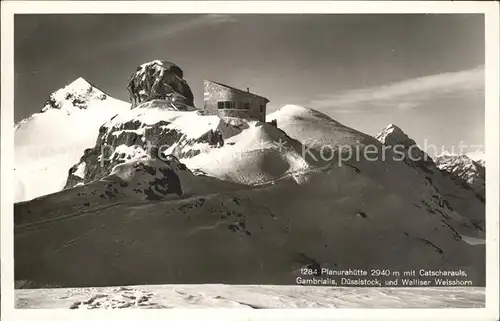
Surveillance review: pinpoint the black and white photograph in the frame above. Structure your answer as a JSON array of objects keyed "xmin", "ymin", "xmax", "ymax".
[{"xmin": 1, "ymin": 1, "xmax": 499, "ymax": 320}]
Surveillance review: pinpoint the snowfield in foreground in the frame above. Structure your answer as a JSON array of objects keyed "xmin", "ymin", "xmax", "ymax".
[{"xmin": 15, "ymin": 285, "xmax": 485, "ymax": 309}]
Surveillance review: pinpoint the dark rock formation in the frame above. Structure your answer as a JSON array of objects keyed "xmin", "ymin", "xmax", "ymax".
[
  {"xmin": 65, "ymin": 148, "xmax": 95, "ymax": 188},
  {"xmin": 132, "ymin": 161, "xmax": 184, "ymax": 200},
  {"xmin": 205, "ymin": 129, "xmax": 224, "ymax": 147},
  {"xmin": 64, "ymin": 120, "xmax": 183, "ymax": 189},
  {"xmin": 64, "ymin": 118, "xmax": 235, "ymax": 189},
  {"xmin": 126, "ymin": 60, "xmax": 194, "ymax": 109}
]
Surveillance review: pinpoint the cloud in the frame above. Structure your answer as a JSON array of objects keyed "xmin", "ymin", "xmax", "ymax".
[
  {"xmin": 309, "ymin": 65, "xmax": 485, "ymax": 112},
  {"xmin": 97, "ymin": 14, "xmax": 237, "ymax": 53},
  {"xmin": 136, "ymin": 14, "xmax": 237, "ymax": 41}
]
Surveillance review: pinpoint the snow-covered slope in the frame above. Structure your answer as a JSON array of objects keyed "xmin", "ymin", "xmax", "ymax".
[
  {"xmin": 268, "ymin": 105, "xmax": 380, "ymax": 154},
  {"xmin": 15, "ymin": 155, "xmax": 248, "ymax": 226},
  {"xmin": 15, "ymin": 104, "xmax": 485, "ymax": 289},
  {"xmin": 183, "ymin": 120, "xmax": 311, "ymax": 185},
  {"xmin": 15, "ymin": 77, "xmax": 130, "ymax": 202},
  {"xmin": 15, "ymin": 154, "xmax": 485, "ymax": 288}
]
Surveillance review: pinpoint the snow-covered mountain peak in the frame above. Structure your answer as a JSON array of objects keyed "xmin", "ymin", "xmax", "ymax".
[
  {"xmin": 435, "ymin": 152, "xmax": 478, "ymax": 167},
  {"xmin": 271, "ymin": 104, "xmax": 339, "ymax": 123},
  {"xmin": 67, "ymin": 77, "xmax": 93, "ymax": 90},
  {"xmin": 434, "ymin": 152, "xmax": 485, "ymax": 201},
  {"xmin": 40, "ymin": 77, "xmax": 109, "ymax": 113},
  {"xmin": 382, "ymin": 123, "xmax": 403, "ymax": 134},
  {"xmin": 434, "ymin": 152, "xmax": 485, "ymax": 174},
  {"xmin": 15, "ymin": 77, "xmax": 131, "ymax": 202},
  {"xmin": 375, "ymin": 123, "xmax": 416, "ymax": 147}
]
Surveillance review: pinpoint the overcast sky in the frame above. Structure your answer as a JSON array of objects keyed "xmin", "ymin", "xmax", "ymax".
[{"xmin": 15, "ymin": 14, "xmax": 485, "ymax": 155}]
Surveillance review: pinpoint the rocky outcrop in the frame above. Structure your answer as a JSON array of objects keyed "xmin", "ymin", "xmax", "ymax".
[
  {"xmin": 64, "ymin": 106, "xmax": 240, "ymax": 189},
  {"xmin": 127, "ymin": 60, "xmax": 194, "ymax": 110},
  {"xmin": 63, "ymin": 121, "xmax": 183, "ymax": 189},
  {"xmin": 125, "ymin": 156, "xmax": 184, "ymax": 200},
  {"xmin": 65, "ymin": 148, "xmax": 93, "ymax": 188},
  {"xmin": 205, "ymin": 129, "xmax": 224, "ymax": 147}
]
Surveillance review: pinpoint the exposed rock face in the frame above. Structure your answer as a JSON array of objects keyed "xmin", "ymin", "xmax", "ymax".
[
  {"xmin": 127, "ymin": 60, "xmax": 194, "ymax": 110},
  {"xmin": 64, "ymin": 119, "xmax": 184, "ymax": 189},
  {"xmin": 119, "ymin": 156, "xmax": 185, "ymax": 200},
  {"xmin": 435, "ymin": 153, "xmax": 486, "ymax": 201},
  {"xmin": 206, "ymin": 129, "xmax": 224, "ymax": 147},
  {"xmin": 63, "ymin": 120, "xmax": 187, "ymax": 189},
  {"xmin": 64, "ymin": 107, "xmax": 240, "ymax": 189}
]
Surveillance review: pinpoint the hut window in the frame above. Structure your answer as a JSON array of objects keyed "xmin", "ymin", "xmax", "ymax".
[{"xmin": 217, "ymin": 101, "xmax": 234, "ymax": 109}]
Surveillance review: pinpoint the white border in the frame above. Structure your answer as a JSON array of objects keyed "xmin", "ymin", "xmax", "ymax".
[{"xmin": 1, "ymin": 1, "xmax": 499, "ymax": 321}]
